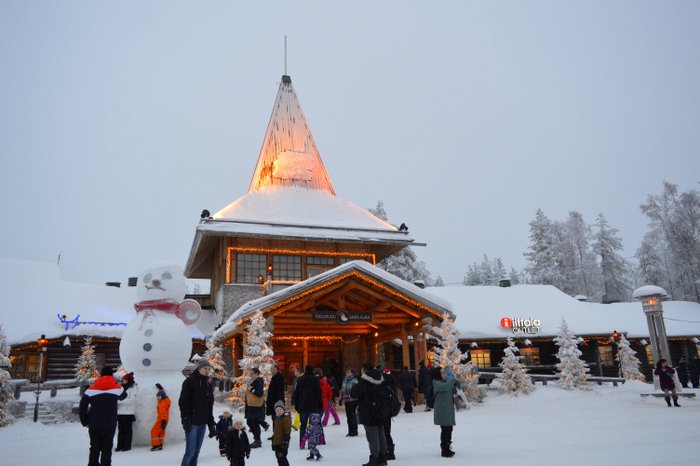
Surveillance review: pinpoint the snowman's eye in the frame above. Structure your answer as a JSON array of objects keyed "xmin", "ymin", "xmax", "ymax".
[
  {"xmin": 162, "ymin": 272, "xmax": 172, "ymax": 280},
  {"xmin": 144, "ymin": 273, "xmax": 152, "ymax": 283}
]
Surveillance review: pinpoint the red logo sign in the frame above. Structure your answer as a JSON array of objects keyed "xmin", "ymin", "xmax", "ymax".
[{"xmin": 500, "ymin": 317, "xmax": 512, "ymax": 328}]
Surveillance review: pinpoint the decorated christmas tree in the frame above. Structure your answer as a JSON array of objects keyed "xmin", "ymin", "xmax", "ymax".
[
  {"xmin": 496, "ymin": 338, "xmax": 534, "ymax": 395},
  {"xmin": 554, "ymin": 319, "xmax": 590, "ymax": 390},
  {"xmin": 75, "ymin": 336, "xmax": 99, "ymax": 383},
  {"xmin": 434, "ymin": 317, "xmax": 483, "ymax": 403},
  {"xmin": 228, "ymin": 311, "xmax": 275, "ymax": 410},
  {"xmin": 204, "ymin": 336, "xmax": 227, "ymax": 379},
  {"xmin": 0, "ymin": 325, "xmax": 13, "ymax": 427},
  {"xmin": 615, "ymin": 333, "xmax": 645, "ymax": 381}
]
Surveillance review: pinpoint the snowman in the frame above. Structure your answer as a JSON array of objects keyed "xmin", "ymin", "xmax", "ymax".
[{"xmin": 119, "ymin": 261, "xmax": 201, "ymax": 446}]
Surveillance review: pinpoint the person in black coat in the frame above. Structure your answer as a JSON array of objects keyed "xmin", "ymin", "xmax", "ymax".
[
  {"xmin": 690, "ymin": 356, "xmax": 700, "ymax": 388},
  {"xmin": 677, "ymin": 357, "xmax": 689, "ymax": 388},
  {"xmin": 418, "ymin": 361, "xmax": 432, "ymax": 411},
  {"xmin": 179, "ymin": 360, "xmax": 216, "ymax": 466},
  {"xmin": 351, "ymin": 363, "xmax": 388, "ymax": 466},
  {"xmin": 266, "ymin": 363, "xmax": 286, "ymax": 428},
  {"xmin": 291, "ymin": 364, "xmax": 323, "ymax": 449},
  {"xmin": 398, "ymin": 366, "xmax": 416, "ymax": 414},
  {"xmin": 226, "ymin": 414, "xmax": 251, "ymax": 466},
  {"xmin": 79, "ymin": 366, "xmax": 126, "ymax": 466}
]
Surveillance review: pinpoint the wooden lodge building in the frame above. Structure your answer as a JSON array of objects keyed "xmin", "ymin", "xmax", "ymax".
[{"xmin": 5, "ymin": 75, "xmax": 700, "ymax": 386}]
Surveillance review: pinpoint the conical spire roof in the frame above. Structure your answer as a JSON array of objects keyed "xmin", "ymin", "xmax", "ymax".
[{"xmin": 247, "ymin": 75, "xmax": 335, "ymax": 195}]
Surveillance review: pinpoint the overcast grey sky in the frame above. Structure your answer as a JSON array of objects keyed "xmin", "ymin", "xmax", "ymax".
[{"xmin": 1, "ymin": 1, "xmax": 699, "ymax": 287}]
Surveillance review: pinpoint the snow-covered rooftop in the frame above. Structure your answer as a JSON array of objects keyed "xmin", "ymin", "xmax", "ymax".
[
  {"xmin": 0, "ymin": 259, "xmax": 212, "ymax": 345},
  {"xmin": 425, "ymin": 284, "xmax": 700, "ymax": 339},
  {"xmin": 213, "ymin": 260, "xmax": 454, "ymax": 340}
]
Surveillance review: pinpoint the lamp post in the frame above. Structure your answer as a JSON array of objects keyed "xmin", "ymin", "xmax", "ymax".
[
  {"xmin": 33, "ymin": 334, "xmax": 48, "ymax": 422},
  {"xmin": 633, "ymin": 286, "xmax": 671, "ymax": 364}
]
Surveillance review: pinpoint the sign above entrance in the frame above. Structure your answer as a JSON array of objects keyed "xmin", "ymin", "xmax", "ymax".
[{"xmin": 313, "ymin": 307, "xmax": 372, "ymax": 324}]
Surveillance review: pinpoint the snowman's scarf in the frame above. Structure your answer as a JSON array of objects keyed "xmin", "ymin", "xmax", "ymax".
[{"xmin": 134, "ymin": 299, "xmax": 179, "ymax": 313}]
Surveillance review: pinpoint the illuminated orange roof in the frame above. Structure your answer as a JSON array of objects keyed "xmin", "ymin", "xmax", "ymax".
[{"xmin": 247, "ymin": 75, "xmax": 335, "ymax": 194}]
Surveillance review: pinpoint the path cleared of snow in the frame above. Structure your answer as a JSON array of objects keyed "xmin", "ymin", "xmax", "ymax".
[{"xmin": 1, "ymin": 382, "xmax": 696, "ymax": 466}]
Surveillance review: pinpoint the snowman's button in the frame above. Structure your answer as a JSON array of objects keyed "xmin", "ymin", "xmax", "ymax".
[
  {"xmin": 143, "ymin": 343, "xmax": 152, "ymax": 352},
  {"xmin": 142, "ymin": 358, "xmax": 152, "ymax": 367},
  {"xmin": 145, "ymin": 329, "xmax": 153, "ymax": 337}
]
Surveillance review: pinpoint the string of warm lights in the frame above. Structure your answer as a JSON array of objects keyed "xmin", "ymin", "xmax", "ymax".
[
  {"xmin": 225, "ymin": 247, "xmax": 376, "ymax": 283},
  {"xmin": 57, "ymin": 314, "xmax": 127, "ymax": 330},
  {"xmin": 272, "ymin": 336, "xmax": 342, "ymax": 343}
]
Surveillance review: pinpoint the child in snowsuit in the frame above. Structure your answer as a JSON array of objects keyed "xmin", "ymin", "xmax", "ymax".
[
  {"xmin": 150, "ymin": 384, "xmax": 170, "ymax": 451},
  {"xmin": 271, "ymin": 400, "xmax": 292, "ymax": 466},
  {"xmin": 226, "ymin": 415, "xmax": 251, "ymax": 466},
  {"xmin": 216, "ymin": 411, "xmax": 234, "ymax": 456},
  {"xmin": 306, "ymin": 412, "xmax": 324, "ymax": 461}
]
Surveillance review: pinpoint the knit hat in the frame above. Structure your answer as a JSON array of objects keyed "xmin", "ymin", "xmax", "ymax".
[
  {"xmin": 100, "ymin": 366, "xmax": 114, "ymax": 376},
  {"xmin": 274, "ymin": 400, "xmax": 286, "ymax": 411},
  {"xmin": 157, "ymin": 390, "xmax": 167, "ymax": 399},
  {"xmin": 196, "ymin": 360, "xmax": 212, "ymax": 370}
]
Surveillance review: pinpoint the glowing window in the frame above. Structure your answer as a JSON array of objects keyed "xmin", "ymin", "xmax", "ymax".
[
  {"xmin": 599, "ymin": 346, "xmax": 614, "ymax": 366},
  {"xmin": 470, "ymin": 349, "xmax": 491, "ymax": 368},
  {"xmin": 520, "ymin": 347, "xmax": 541, "ymax": 365},
  {"xmin": 646, "ymin": 346, "xmax": 654, "ymax": 364}
]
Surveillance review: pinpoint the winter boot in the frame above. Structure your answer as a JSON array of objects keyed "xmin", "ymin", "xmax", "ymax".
[
  {"xmin": 377, "ymin": 453, "xmax": 388, "ymax": 466},
  {"xmin": 440, "ymin": 442, "xmax": 455, "ymax": 458},
  {"xmin": 251, "ymin": 440, "xmax": 262, "ymax": 448},
  {"xmin": 315, "ymin": 453, "xmax": 323, "ymax": 461},
  {"xmin": 362, "ymin": 455, "xmax": 379, "ymax": 466},
  {"xmin": 385, "ymin": 447, "xmax": 396, "ymax": 460},
  {"xmin": 673, "ymin": 396, "xmax": 681, "ymax": 407},
  {"xmin": 665, "ymin": 396, "xmax": 672, "ymax": 407},
  {"xmin": 150, "ymin": 445, "xmax": 163, "ymax": 451},
  {"xmin": 306, "ymin": 454, "xmax": 315, "ymax": 461}
]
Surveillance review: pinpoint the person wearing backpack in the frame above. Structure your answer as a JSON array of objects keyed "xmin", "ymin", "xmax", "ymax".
[
  {"xmin": 433, "ymin": 366, "xmax": 459, "ymax": 458},
  {"xmin": 350, "ymin": 363, "xmax": 388, "ymax": 466}
]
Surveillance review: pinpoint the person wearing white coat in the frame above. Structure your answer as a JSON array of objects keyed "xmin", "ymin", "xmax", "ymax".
[{"xmin": 116, "ymin": 373, "xmax": 138, "ymax": 451}]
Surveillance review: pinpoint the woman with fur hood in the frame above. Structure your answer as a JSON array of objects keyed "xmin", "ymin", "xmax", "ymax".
[{"xmin": 350, "ymin": 363, "xmax": 388, "ymax": 466}]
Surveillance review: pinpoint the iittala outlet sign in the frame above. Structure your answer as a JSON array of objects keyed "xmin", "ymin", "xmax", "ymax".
[{"xmin": 500, "ymin": 317, "xmax": 541, "ymax": 334}]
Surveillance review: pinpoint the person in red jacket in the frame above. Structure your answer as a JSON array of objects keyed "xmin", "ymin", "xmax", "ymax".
[
  {"xmin": 315, "ymin": 368, "xmax": 340, "ymax": 426},
  {"xmin": 79, "ymin": 366, "xmax": 126, "ymax": 466},
  {"xmin": 150, "ymin": 384, "xmax": 171, "ymax": 451}
]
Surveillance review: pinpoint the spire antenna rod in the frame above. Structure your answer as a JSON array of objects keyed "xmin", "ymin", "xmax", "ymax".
[{"xmin": 284, "ymin": 36, "xmax": 287, "ymax": 75}]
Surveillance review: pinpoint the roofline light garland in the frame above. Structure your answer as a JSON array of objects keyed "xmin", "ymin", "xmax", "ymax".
[{"xmin": 226, "ymin": 247, "xmax": 376, "ymax": 283}]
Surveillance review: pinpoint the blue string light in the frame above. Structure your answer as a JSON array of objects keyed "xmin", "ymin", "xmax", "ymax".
[{"xmin": 57, "ymin": 314, "xmax": 127, "ymax": 330}]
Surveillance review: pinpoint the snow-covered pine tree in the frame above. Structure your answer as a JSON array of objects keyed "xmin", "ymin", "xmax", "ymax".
[
  {"xmin": 593, "ymin": 213, "xmax": 631, "ymax": 303},
  {"xmin": 553, "ymin": 319, "xmax": 590, "ymax": 390},
  {"xmin": 0, "ymin": 325, "xmax": 13, "ymax": 427},
  {"xmin": 524, "ymin": 209, "xmax": 558, "ymax": 286},
  {"xmin": 228, "ymin": 311, "xmax": 275, "ymax": 410},
  {"xmin": 75, "ymin": 336, "xmax": 99, "ymax": 383},
  {"xmin": 496, "ymin": 338, "xmax": 534, "ymax": 395},
  {"xmin": 433, "ymin": 275, "xmax": 445, "ymax": 287},
  {"xmin": 203, "ymin": 337, "xmax": 227, "ymax": 379},
  {"xmin": 615, "ymin": 333, "xmax": 645, "ymax": 381},
  {"xmin": 433, "ymin": 317, "xmax": 482, "ymax": 403}
]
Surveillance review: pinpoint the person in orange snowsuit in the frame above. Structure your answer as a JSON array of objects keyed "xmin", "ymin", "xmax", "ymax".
[{"xmin": 150, "ymin": 384, "xmax": 171, "ymax": 451}]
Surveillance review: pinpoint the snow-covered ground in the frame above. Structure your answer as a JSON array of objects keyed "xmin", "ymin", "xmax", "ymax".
[{"xmin": 2, "ymin": 382, "xmax": 696, "ymax": 465}]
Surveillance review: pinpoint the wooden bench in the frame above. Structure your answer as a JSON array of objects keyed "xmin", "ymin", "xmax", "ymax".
[{"xmin": 639, "ymin": 392, "xmax": 696, "ymax": 398}]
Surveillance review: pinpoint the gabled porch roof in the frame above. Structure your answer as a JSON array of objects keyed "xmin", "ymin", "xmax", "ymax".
[{"xmin": 213, "ymin": 260, "xmax": 453, "ymax": 341}]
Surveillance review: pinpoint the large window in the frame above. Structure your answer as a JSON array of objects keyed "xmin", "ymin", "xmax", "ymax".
[
  {"xmin": 520, "ymin": 347, "xmax": 541, "ymax": 365},
  {"xmin": 470, "ymin": 349, "xmax": 491, "ymax": 368},
  {"xmin": 273, "ymin": 255, "xmax": 302, "ymax": 281},
  {"xmin": 598, "ymin": 345, "xmax": 614, "ymax": 366},
  {"xmin": 236, "ymin": 253, "xmax": 267, "ymax": 284},
  {"xmin": 307, "ymin": 256, "xmax": 335, "ymax": 278}
]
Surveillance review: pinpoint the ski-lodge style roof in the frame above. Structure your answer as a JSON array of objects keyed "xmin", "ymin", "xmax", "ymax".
[
  {"xmin": 185, "ymin": 75, "xmax": 416, "ymax": 279},
  {"xmin": 213, "ymin": 260, "xmax": 454, "ymax": 341}
]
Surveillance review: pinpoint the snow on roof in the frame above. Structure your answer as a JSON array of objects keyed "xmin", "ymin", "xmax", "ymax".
[
  {"xmin": 213, "ymin": 260, "xmax": 453, "ymax": 340},
  {"xmin": 212, "ymin": 186, "xmax": 406, "ymax": 239},
  {"xmin": 0, "ymin": 259, "xmax": 208, "ymax": 345},
  {"xmin": 424, "ymin": 284, "xmax": 700, "ymax": 339}
]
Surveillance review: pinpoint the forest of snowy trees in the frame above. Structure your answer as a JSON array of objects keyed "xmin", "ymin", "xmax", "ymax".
[{"xmin": 372, "ymin": 181, "xmax": 700, "ymax": 303}]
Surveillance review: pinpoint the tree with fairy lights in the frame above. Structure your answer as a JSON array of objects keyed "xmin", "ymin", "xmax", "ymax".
[
  {"xmin": 554, "ymin": 319, "xmax": 590, "ymax": 390},
  {"xmin": 434, "ymin": 317, "xmax": 483, "ymax": 403},
  {"xmin": 203, "ymin": 336, "xmax": 227, "ymax": 379},
  {"xmin": 496, "ymin": 338, "xmax": 534, "ymax": 395},
  {"xmin": 0, "ymin": 324, "xmax": 14, "ymax": 427},
  {"xmin": 75, "ymin": 336, "xmax": 99, "ymax": 383},
  {"xmin": 228, "ymin": 311, "xmax": 275, "ymax": 411},
  {"xmin": 615, "ymin": 333, "xmax": 645, "ymax": 381}
]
